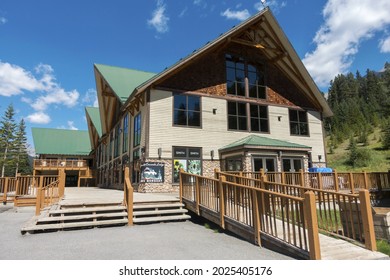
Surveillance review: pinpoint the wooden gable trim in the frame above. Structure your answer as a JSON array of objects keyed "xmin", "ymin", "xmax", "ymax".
[{"xmin": 127, "ymin": 92, "xmax": 145, "ymax": 116}]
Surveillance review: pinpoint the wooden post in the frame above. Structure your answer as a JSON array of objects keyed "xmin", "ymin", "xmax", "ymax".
[
  {"xmin": 303, "ymin": 191, "xmax": 321, "ymax": 260},
  {"xmin": 3, "ymin": 178, "xmax": 9, "ymax": 205},
  {"xmin": 359, "ymin": 190, "xmax": 377, "ymax": 251},
  {"xmin": 299, "ymin": 169, "xmax": 305, "ymax": 187},
  {"xmin": 363, "ymin": 171, "xmax": 369, "ymax": 190},
  {"xmin": 15, "ymin": 177, "xmax": 20, "ymax": 196},
  {"xmin": 214, "ymin": 168, "xmax": 220, "ymax": 180},
  {"xmin": 281, "ymin": 172, "xmax": 285, "ymax": 184},
  {"xmin": 252, "ymin": 189, "xmax": 262, "ymax": 246},
  {"xmin": 218, "ymin": 175, "xmax": 226, "ymax": 229},
  {"xmin": 318, "ymin": 172, "xmax": 323, "ymax": 190},
  {"xmin": 35, "ymin": 177, "xmax": 44, "ymax": 216},
  {"xmin": 349, "ymin": 173, "xmax": 355, "ymax": 193},
  {"xmin": 195, "ymin": 176, "xmax": 200, "ymax": 215},
  {"xmin": 333, "ymin": 169, "xmax": 339, "ymax": 192},
  {"xmin": 124, "ymin": 167, "xmax": 133, "ymax": 226},
  {"xmin": 59, "ymin": 170, "xmax": 66, "ymax": 198},
  {"xmin": 179, "ymin": 168, "xmax": 184, "ymax": 204}
]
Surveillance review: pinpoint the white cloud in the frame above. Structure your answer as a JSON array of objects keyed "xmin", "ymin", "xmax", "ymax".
[
  {"xmin": 26, "ymin": 111, "xmax": 51, "ymax": 124},
  {"xmin": 303, "ymin": 0, "xmax": 390, "ymax": 87},
  {"xmin": 255, "ymin": 0, "xmax": 287, "ymax": 12},
  {"xmin": 67, "ymin": 121, "xmax": 78, "ymax": 130},
  {"xmin": 147, "ymin": 0, "xmax": 169, "ymax": 34},
  {"xmin": 193, "ymin": 0, "xmax": 207, "ymax": 9},
  {"xmin": 0, "ymin": 61, "xmax": 46, "ymax": 96},
  {"xmin": 83, "ymin": 88, "xmax": 98, "ymax": 107},
  {"xmin": 221, "ymin": 8, "xmax": 250, "ymax": 21},
  {"xmin": 31, "ymin": 88, "xmax": 79, "ymax": 111},
  {"xmin": 0, "ymin": 17, "xmax": 7, "ymax": 25},
  {"xmin": 379, "ymin": 36, "xmax": 390, "ymax": 53}
]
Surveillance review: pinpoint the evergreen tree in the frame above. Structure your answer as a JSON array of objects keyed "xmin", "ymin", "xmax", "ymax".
[
  {"xmin": 0, "ymin": 104, "xmax": 17, "ymax": 177},
  {"xmin": 13, "ymin": 119, "xmax": 31, "ymax": 176}
]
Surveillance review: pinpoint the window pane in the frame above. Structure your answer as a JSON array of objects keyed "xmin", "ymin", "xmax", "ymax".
[
  {"xmin": 226, "ymin": 67, "xmax": 235, "ymax": 82},
  {"xmin": 188, "ymin": 96, "xmax": 200, "ymax": 111},
  {"xmin": 237, "ymin": 102, "xmax": 246, "ymax": 116},
  {"xmin": 228, "ymin": 116, "xmax": 237, "ymax": 130},
  {"xmin": 238, "ymin": 116, "xmax": 247, "ymax": 130},
  {"xmin": 260, "ymin": 119, "xmax": 269, "ymax": 132},
  {"xmin": 174, "ymin": 94, "xmax": 186, "ymax": 110},
  {"xmin": 250, "ymin": 104, "xmax": 258, "ymax": 118},
  {"xmin": 249, "ymin": 84, "xmax": 257, "ymax": 98},
  {"xmin": 266, "ymin": 159, "xmax": 275, "ymax": 172},
  {"xmin": 289, "ymin": 110, "xmax": 298, "ymax": 121},
  {"xmin": 174, "ymin": 110, "xmax": 187, "ymax": 126},
  {"xmin": 290, "ymin": 122, "xmax": 299, "ymax": 135},
  {"xmin": 283, "ymin": 159, "xmax": 291, "ymax": 172},
  {"xmin": 236, "ymin": 81, "xmax": 245, "ymax": 96},
  {"xmin": 259, "ymin": 106, "xmax": 268, "ymax": 118},
  {"xmin": 248, "ymin": 70, "xmax": 257, "ymax": 84},
  {"xmin": 236, "ymin": 61, "xmax": 245, "ymax": 71},
  {"xmin": 299, "ymin": 111, "xmax": 308, "ymax": 122},
  {"xmin": 300, "ymin": 123, "xmax": 309, "ymax": 135},
  {"xmin": 188, "ymin": 111, "xmax": 201, "ymax": 127},
  {"xmin": 227, "ymin": 81, "xmax": 236, "ymax": 95},
  {"xmin": 228, "ymin": 102, "xmax": 236, "ymax": 115},
  {"xmin": 251, "ymin": 118, "xmax": 259, "ymax": 131}
]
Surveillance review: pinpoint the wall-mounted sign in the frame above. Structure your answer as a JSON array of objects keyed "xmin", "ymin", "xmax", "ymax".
[
  {"xmin": 140, "ymin": 162, "xmax": 164, "ymax": 183},
  {"xmin": 173, "ymin": 147, "xmax": 202, "ymax": 183}
]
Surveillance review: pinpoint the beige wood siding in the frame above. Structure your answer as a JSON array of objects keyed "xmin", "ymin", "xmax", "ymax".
[{"xmin": 148, "ymin": 90, "xmax": 326, "ymax": 161}]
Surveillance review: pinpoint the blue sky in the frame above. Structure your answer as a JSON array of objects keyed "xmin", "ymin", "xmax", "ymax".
[{"xmin": 0, "ymin": 0, "xmax": 389, "ymax": 153}]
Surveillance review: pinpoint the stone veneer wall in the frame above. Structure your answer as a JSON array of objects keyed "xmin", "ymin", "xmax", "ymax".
[{"xmin": 136, "ymin": 159, "xmax": 222, "ymax": 193}]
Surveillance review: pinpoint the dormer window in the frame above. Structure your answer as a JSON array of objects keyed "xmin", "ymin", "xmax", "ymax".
[{"xmin": 226, "ymin": 54, "xmax": 266, "ymax": 99}]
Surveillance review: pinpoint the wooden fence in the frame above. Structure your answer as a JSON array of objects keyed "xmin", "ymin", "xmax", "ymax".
[
  {"xmin": 1, "ymin": 171, "xmax": 65, "ymax": 215},
  {"xmin": 180, "ymin": 170, "xmax": 377, "ymax": 260}
]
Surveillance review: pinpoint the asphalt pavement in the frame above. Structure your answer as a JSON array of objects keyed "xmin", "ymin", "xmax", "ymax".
[{"xmin": 0, "ymin": 204, "xmax": 294, "ymax": 260}]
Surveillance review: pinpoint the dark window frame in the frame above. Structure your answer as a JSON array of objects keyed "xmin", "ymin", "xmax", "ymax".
[
  {"xmin": 173, "ymin": 93, "xmax": 202, "ymax": 128},
  {"xmin": 289, "ymin": 109, "xmax": 309, "ymax": 136},
  {"xmin": 133, "ymin": 113, "xmax": 141, "ymax": 147},
  {"xmin": 227, "ymin": 101, "xmax": 269, "ymax": 133}
]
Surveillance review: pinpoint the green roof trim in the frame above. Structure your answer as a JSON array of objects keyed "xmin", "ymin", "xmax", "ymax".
[
  {"xmin": 95, "ymin": 64, "xmax": 156, "ymax": 102},
  {"xmin": 32, "ymin": 128, "xmax": 91, "ymax": 156},
  {"xmin": 85, "ymin": 107, "xmax": 102, "ymax": 137},
  {"xmin": 220, "ymin": 135, "xmax": 311, "ymax": 151}
]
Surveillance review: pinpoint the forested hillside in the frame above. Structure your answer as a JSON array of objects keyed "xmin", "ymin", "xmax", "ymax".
[{"xmin": 325, "ymin": 62, "xmax": 390, "ymax": 170}]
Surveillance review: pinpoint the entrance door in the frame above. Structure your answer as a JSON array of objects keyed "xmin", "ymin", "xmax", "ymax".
[
  {"xmin": 253, "ymin": 157, "xmax": 276, "ymax": 172},
  {"xmin": 282, "ymin": 158, "xmax": 303, "ymax": 185}
]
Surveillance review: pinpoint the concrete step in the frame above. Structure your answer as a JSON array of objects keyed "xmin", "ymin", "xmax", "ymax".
[
  {"xmin": 59, "ymin": 201, "xmax": 123, "ymax": 209},
  {"xmin": 21, "ymin": 218, "xmax": 128, "ymax": 234},
  {"xmin": 133, "ymin": 214, "xmax": 191, "ymax": 224},
  {"xmin": 37, "ymin": 212, "xmax": 128, "ymax": 223},
  {"xmin": 133, "ymin": 202, "xmax": 184, "ymax": 210},
  {"xmin": 133, "ymin": 208, "xmax": 188, "ymax": 217},
  {"xmin": 49, "ymin": 205, "xmax": 126, "ymax": 215}
]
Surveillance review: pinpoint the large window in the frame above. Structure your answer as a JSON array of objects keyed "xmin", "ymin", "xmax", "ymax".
[
  {"xmin": 133, "ymin": 113, "xmax": 141, "ymax": 147},
  {"xmin": 122, "ymin": 113, "xmax": 129, "ymax": 153},
  {"xmin": 289, "ymin": 109, "xmax": 309, "ymax": 136},
  {"xmin": 228, "ymin": 102, "xmax": 247, "ymax": 131},
  {"xmin": 114, "ymin": 124, "xmax": 120, "ymax": 158},
  {"xmin": 226, "ymin": 54, "xmax": 265, "ymax": 99},
  {"xmin": 228, "ymin": 101, "xmax": 269, "ymax": 132},
  {"xmin": 172, "ymin": 147, "xmax": 202, "ymax": 183},
  {"xmin": 173, "ymin": 93, "xmax": 201, "ymax": 127}
]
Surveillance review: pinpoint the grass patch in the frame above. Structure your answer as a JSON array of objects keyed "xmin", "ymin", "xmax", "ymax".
[{"xmin": 377, "ymin": 239, "xmax": 390, "ymax": 256}]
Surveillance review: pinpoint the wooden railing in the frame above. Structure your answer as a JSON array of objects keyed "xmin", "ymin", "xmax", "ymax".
[
  {"xmin": 35, "ymin": 170, "xmax": 66, "ymax": 215},
  {"xmin": 123, "ymin": 167, "xmax": 133, "ymax": 226},
  {"xmin": 181, "ymin": 170, "xmax": 377, "ymax": 259},
  {"xmin": 218, "ymin": 171, "xmax": 376, "ymax": 251},
  {"xmin": 225, "ymin": 170, "xmax": 390, "ymax": 194},
  {"xmin": 33, "ymin": 159, "xmax": 88, "ymax": 169},
  {"xmin": 180, "ymin": 170, "xmax": 322, "ymax": 259}
]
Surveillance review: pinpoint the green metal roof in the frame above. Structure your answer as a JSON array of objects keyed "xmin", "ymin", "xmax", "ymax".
[
  {"xmin": 32, "ymin": 128, "xmax": 91, "ymax": 156},
  {"xmin": 220, "ymin": 135, "xmax": 311, "ymax": 151},
  {"xmin": 85, "ymin": 107, "xmax": 102, "ymax": 137},
  {"xmin": 94, "ymin": 64, "xmax": 156, "ymax": 102}
]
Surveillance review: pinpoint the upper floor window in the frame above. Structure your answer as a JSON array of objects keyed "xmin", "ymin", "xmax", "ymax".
[
  {"xmin": 114, "ymin": 124, "xmax": 120, "ymax": 158},
  {"xmin": 173, "ymin": 93, "xmax": 201, "ymax": 127},
  {"xmin": 122, "ymin": 113, "xmax": 129, "ymax": 153},
  {"xmin": 226, "ymin": 54, "xmax": 265, "ymax": 99},
  {"xmin": 289, "ymin": 109, "xmax": 309, "ymax": 136},
  {"xmin": 228, "ymin": 101, "xmax": 269, "ymax": 133},
  {"xmin": 134, "ymin": 113, "xmax": 141, "ymax": 147}
]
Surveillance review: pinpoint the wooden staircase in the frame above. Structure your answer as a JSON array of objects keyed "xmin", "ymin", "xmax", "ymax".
[
  {"xmin": 133, "ymin": 199, "xmax": 191, "ymax": 224},
  {"xmin": 21, "ymin": 202, "xmax": 128, "ymax": 234},
  {"xmin": 21, "ymin": 198, "xmax": 190, "ymax": 234}
]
